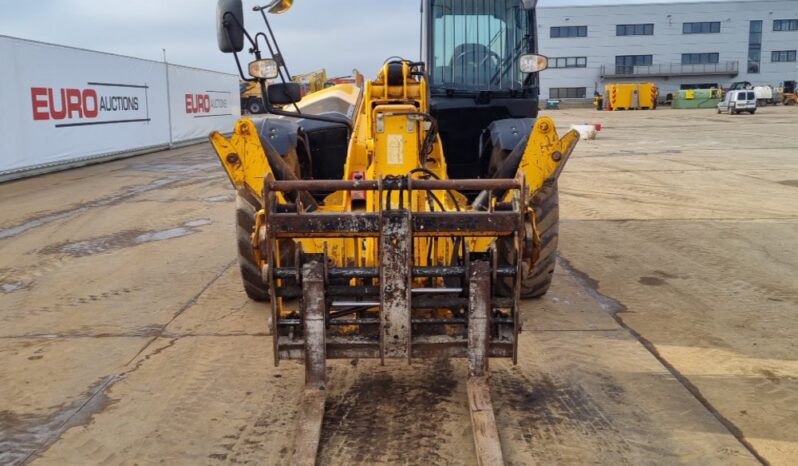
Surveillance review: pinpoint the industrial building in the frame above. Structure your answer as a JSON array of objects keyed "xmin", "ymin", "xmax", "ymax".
[{"xmin": 537, "ymin": 0, "xmax": 798, "ymax": 101}]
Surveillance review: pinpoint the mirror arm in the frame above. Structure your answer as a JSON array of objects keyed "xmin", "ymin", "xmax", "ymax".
[
  {"xmin": 222, "ymin": 11, "xmax": 258, "ymax": 51},
  {"xmin": 224, "ymin": 11, "xmax": 289, "ymax": 114},
  {"xmin": 231, "ymin": 53, "xmax": 252, "ymax": 82},
  {"xmin": 254, "ymin": 32, "xmax": 289, "ymax": 84},
  {"xmin": 223, "ymin": 27, "xmax": 254, "ymax": 82},
  {"xmin": 253, "ymin": 17, "xmax": 302, "ymax": 114},
  {"xmin": 222, "ymin": 11, "xmax": 262, "ymax": 82},
  {"xmin": 257, "ymin": 8, "xmax": 294, "ymax": 80}
]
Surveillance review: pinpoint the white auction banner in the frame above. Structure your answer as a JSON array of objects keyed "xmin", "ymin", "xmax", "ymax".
[
  {"xmin": 167, "ymin": 64, "xmax": 239, "ymax": 143},
  {"xmin": 0, "ymin": 35, "xmax": 240, "ymax": 177}
]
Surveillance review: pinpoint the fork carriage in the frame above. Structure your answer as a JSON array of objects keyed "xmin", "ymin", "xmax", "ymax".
[{"xmin": 262, "ymin": 176, "xmax": 527, "ymax": 370}]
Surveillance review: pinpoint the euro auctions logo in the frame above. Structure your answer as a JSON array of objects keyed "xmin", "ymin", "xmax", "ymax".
[
  {"xmin": 31, "ymin": 82, "xmax": 150, "ymax": 128},
  {"xmin": 185, "ymin": 91, "xmax": 231, "ymax": 118}
]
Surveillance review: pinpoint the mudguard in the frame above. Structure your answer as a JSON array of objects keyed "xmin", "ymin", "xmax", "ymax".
[
  {"xmin": 485, "ymin": 118, "xmax": 536, "ymax": 152},
  {"xmin": 253, "ymin": 117, "xmax": 299, "ymax": 157}
]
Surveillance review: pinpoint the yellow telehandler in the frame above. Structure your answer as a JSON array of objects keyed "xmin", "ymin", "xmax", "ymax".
[
  {"xmin": 240, "ymin": 80, "xmax": 266, "ymax": 114},
  {"xmin": 210, "ymin": 1, "xmax": 578, "ymax": 463},
  {"xmin": 291, "ymin": 68, "xmax": 328, "ymax": 96}
]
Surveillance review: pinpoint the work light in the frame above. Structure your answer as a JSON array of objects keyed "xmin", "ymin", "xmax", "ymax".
[
  {"xmin": 519, "ymin": 54, "xmax": 549, "ymax": 73},
  {"xmin": 248, "ymin": 59, "xmax": 279, "ymax": 79}
]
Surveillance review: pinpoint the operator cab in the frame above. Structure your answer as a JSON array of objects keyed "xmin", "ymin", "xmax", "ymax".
[{"xmin": 424, "ymin": 0, "xmax": 544, "ymax": 180}]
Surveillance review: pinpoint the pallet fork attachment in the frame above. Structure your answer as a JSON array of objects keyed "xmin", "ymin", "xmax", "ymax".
[{"xmin": 261, "ymin": 177, "xmax": 528, "ymax": 465}]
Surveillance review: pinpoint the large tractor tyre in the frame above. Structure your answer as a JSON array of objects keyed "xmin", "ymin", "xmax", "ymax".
[
  {"xmin": 247, "ymin": 98, "xmax": 264, "ymax": 115},
  {"xmin": 235, "ymin": 146, "xmax": 306, "ymax": 301},
  {"xmin": 497, "ymin": 181, "xmax": 560, "ymax": 299},
  {"xmin": 236, "ymin": 191, "xmax": 270, "ymax": 301}
]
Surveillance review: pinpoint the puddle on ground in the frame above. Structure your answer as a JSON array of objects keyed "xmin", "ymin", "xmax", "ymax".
[
  {"xmin": 41, "ymin": 219, "xmax": 213, "ymax": 257},
  {"xmin": 133, "ymin": 227, "xmax": 193, "ymax": 243},
  {"xmin": 0, "ymin": 177, "xmax": 181, "ymax": 241},
  {"xmin": 204, "ymin": 194, "xmax": 235, "ymax": 203},
  {"xmin": 129, "ymin": 161, "xmax": 218, "ymax": 174},
  {"xmin": 0, "ymin": 375, "xmax": 120, "ymax": 465},
  {"xmin": 1, "ymin": 281, "xmax": 24, "ymax": 293},
  {"xmin": 0, "ymin": 209, "xmax": 85, "ymax": 241},
  {"xmin": 183, "ymin": 218, "xmax": 212, "ymax": 227}
]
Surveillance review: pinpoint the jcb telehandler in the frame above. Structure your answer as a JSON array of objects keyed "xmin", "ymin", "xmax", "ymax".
[
  {"xmin": 211, "ymin": 1, "xmax": 578, "ymax": 463},
  {"xmin": 240, "ymin": 80, "xmax": 266, "ymax": 114}
]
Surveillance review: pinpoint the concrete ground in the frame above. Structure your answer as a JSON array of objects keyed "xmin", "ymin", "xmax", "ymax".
[{"xmin": 0, "ymin": 105, "xmax": 796, "ymax": 465}]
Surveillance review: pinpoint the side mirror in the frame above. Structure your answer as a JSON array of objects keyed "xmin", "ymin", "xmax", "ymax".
[
  {"xmin": 268, "ymin": 83, "xmax": 302, "ymax": 106},
  {"xmin": 217, "ymin": 0, "xmax": 244, "ymax": 53}
]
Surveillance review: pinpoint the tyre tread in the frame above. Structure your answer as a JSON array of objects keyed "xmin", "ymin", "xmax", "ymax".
[
  {"xmin": 236, "ymin": 192, "xmax": 270, "ymax": 301},
  {"xmin": 498, "ymin": 182, "xmax": 560, "ymax": 299}
]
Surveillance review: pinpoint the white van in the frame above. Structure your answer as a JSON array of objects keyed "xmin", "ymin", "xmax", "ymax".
[{"xmin": 718, "ymin": 90, "xmax": 757, "ymax": 114}]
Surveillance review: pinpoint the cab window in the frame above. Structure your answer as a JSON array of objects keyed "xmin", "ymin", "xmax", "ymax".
[{"xmin": 430, "ymin": 0, "xmax": 530, "ymax": 92}]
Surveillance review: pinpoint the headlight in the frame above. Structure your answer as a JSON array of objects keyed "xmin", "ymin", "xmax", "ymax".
[
  {"xmin": 519, "ymin": 54, "xmax": 549, "ymax": 73},
  {"xmin": 248, "ymin": 59, "xmax": 279, "ymax": 79}
]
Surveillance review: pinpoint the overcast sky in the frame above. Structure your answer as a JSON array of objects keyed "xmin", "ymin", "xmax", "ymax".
[{"xmin": 1, "ymin": 0, "xmax": 720, "ymax": 77}]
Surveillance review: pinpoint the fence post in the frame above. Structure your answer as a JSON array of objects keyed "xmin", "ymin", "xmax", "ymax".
[{"xmin": 163, "ymin": 48, "xmax": 174, "ymax": 149}]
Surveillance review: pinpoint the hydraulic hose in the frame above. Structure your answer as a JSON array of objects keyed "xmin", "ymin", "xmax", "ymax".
[
  {"xmin": 471, "ymin": 138, "xmax": 527, "ymax": 211},
  {"xmin": 262, "ymin": 139, "xmax": 318, "ymax": 212}
]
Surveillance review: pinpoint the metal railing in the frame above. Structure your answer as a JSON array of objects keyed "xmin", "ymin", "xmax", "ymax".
[{"xmin": 601, "ymin": 61, "xmax": 739, "ymax": 78}]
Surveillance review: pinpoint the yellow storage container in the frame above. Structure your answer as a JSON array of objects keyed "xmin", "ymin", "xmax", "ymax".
[{"xmin": 604, "ymin": 83, "xmax": 658, "ymax": 110}]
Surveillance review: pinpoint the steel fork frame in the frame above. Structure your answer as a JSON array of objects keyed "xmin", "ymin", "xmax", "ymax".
[
  {"xmin": 290, "ymin": 261, "xmax": 327, "ymax": 466},
  {"xmin": 271, "ymin": 177, "xmax": 522, "ymax": 465},
  {"xmin": 288, "ymin": 258, "xmax": 506, "ymax": 466}
]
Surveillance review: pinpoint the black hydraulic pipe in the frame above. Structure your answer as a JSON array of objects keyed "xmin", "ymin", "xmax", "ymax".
[
  {"xmin": 262, "ymin": 139, "xmax": 318, "ymax": 212},
  {"xmin": 472, "ymin": 138, "xmax": 528, "ymax": 210}
]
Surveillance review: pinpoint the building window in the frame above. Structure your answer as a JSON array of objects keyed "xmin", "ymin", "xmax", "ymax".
[
  {"xmin": 683, "ymin": 21, "xmax": 721, "ymax": 34},
  {"xmin": 616, "ymin": 24, "xmax": 654, "ymax": 36},
  {"xmin": 749, "ymin": 20, "xmax": 762, "ymax": 73},
  {"xmin": 772, "ymin": 50, "xmax": 797, "ymax": 62},
  {"xmin": 614, "ymin": 55, "xmax": 653, "ymax": 74},
  {"xmin": 550, "ymin": 87, "xmax": 586, "ymax": 99},
  {"xmin": 773, "ymin": 19, "xmax": 798, "ymax": 31},
  {"xmin": 550, "ymin": 57, "xmax": 587, "ymax": 68},
  {"xmin": 681, "ymin": 53, "xmax": 720, "ymax": 64},
  {"xmin": 550, "ymin": 26, "xmax": 587, "ymax": 38}
]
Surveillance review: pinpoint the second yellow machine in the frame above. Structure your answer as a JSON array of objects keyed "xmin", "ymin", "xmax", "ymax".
[{"xmin": 212, "ymin": 0, "xmax": 579, "ymax": 463}]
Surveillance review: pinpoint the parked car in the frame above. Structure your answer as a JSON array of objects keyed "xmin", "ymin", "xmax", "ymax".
[{"xmin": 718, "ymin": 90, "xmax": 757, "ymax": 114}]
